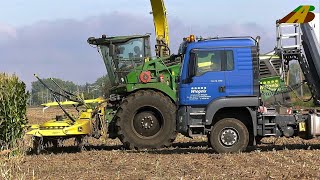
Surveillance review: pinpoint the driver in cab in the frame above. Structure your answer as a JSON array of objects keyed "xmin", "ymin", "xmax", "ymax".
[{"xmin": 197, "ymin": 51, "xmax": 221, "ymax": 76}]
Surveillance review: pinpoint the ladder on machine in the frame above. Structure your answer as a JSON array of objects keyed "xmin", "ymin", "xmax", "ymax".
[
  {"xmin": 275, "ymin": 22, "xmax": 303, "ymax": 80},
  {"xmin": 276, "ymin": 22, "xmax": 320, "ymax": 105}
]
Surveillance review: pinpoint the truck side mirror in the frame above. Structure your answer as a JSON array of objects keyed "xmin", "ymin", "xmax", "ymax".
[{"xmin": 109, "ymin": 44, "xmax": 116, "ymax": 57}]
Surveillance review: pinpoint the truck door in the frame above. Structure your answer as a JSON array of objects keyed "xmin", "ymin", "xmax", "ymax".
[{"xmin": 179, "ymin": 49, "xmax": 227, "ymax": 105}]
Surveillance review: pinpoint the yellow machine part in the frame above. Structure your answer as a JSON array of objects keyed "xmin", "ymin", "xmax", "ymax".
[
  {"xmin": 26, "ymin": 119, "xmax": 92, "ymax": 137},
  {"xmin": 299, "ymin": 122, "xmax": 306, "ymax": 132},
  {"xmin": 79, "ymin": 110, "xmax": 93, "ymax": 119},
  {"xmin": 150, "ymin": 0, "xmax": 169, "ymax": 46},
  {"xmin": 150, "ymin": 0, "xmax": 170, "ymax": 58},
  {"xmin": 26, "ymin": 109, "xmax": 96, "ymax": 137},
  {"xmin": 41, "ymin": 97, "xmax": 105, "ymax": 107},
  {"xmin": 27, "ymin": 96, "xmax": 108, "ymax": 138}
]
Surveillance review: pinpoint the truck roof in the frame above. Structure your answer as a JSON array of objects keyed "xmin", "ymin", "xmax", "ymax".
[{"xmin": 187, "ymin": 37, "xmax": 256, "ymax": 49}]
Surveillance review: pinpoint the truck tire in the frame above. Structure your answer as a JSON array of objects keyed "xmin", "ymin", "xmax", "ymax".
[
  {"xmin": 115, "ymin": 90, "xmax": 177, "ymax": 150},
  {"xmin": 209, "ymin": 118, "xmax": 249, "ymax": 153}
]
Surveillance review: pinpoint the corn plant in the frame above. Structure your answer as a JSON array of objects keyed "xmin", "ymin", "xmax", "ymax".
[{"xmin": 0, "ymin": 73, "xmax": 28, "ymax": 149}]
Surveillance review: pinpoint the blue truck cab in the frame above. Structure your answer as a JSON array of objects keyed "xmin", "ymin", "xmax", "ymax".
[{"xmin": 177, "ymin": 36, "xmax": 260, "ymax": 153}]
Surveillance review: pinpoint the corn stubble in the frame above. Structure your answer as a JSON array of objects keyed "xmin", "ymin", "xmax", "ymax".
[{"xmin": 0, "ymin": 73, "xmax": 28, "ymax": 149}]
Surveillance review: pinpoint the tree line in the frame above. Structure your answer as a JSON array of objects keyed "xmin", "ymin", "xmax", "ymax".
[{"xmin": 28, "ymin": 75, "xmax": 111, "ymax": 106}]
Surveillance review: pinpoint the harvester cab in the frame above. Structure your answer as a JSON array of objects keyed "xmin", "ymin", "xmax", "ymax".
[{"xmin": 88, "ymin": 34, "xmax": 152, "ymax": 86}]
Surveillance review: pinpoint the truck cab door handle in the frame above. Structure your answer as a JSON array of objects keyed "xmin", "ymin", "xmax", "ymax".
[{"xmin": 219, "ymin": 86, "xmax": 226, "ymax": 93}]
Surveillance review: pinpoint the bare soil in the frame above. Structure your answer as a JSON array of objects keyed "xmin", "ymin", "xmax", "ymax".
[{"xmin": 2, "ymin": 107, "xmax": 320, "ymax": 179}]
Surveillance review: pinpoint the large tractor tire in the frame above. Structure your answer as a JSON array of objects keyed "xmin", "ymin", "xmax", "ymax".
[
  {"xmin": 209, "ymin": 118, "xmax": 249, "ymax": 153},
  {"xmin": 115, "ymin": 90, "xmax": 177, "ymax": 150}
]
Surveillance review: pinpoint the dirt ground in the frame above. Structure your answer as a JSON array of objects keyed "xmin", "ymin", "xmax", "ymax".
[{"xmin": 3, "ymin": 107, "xmax": 320, "ymax": 179}]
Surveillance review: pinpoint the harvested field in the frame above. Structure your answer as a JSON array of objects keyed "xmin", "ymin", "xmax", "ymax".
[{"xmin": 2, "ymin": 107, "xmax": 320, "ymax": 179}]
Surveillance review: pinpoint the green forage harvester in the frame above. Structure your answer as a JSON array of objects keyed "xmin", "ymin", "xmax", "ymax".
[{"xmin": 0, "ymin": 73, "xmax": 28, "ymax": 148}]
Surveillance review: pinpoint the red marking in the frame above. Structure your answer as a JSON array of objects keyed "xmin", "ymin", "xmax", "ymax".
[
  {"xmin": 140, "ymin": 71, "xmax": 152, "ymax": 83},
  {"xmin": 159, "ymin": 74, "xmax": 164, "ymax": 82},
  {"xmin": 259, "ymin": 106, "xmax": 267, "ymax": 113}
]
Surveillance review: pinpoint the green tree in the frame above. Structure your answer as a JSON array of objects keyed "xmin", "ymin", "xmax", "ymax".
[
  {"xmin": 289, "ymin": 62, "xmax": 311, "ymax": 97},
  {"xmin": 94, "ymin": 75, "xmax": 111, "ymax": 97},
  {"xmin": 29, "ymin": 75, "xmax": 112, "ymax": 105},
  {"xmin": 82, "ymin": 75, "xmax": 111, "ymax": 99},
  {"xmin": 30, "ymin": 78, "xmax": 78, "ymax": 105}
]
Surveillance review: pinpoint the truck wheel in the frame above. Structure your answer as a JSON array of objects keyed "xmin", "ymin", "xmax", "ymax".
[
  {"xmin": 116, "ymin": 90, "xmax": 177, "ymax": 150},
  {"xmin": 209, "ymin": 118, "xmax": 249, "ymax": 153}
]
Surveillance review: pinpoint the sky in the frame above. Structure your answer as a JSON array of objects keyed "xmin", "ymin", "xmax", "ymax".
[{"xmin": 0, "ymin": 0, "xmax": 319, "ymax": 89}]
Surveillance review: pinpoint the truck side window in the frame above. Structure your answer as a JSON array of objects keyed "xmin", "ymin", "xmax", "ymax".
[
  {"xmin": 226, "ymin": 51, "xmax": 234, "ymax": 71},
  {"xmin": 195, "ymin": 50, "xmax": 234, "ymax": 76}
]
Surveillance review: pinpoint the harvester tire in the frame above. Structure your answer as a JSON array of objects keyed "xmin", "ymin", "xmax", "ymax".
[{"xmin": 115, "ymin": 90, "xmax": 177, "ymax": 150}]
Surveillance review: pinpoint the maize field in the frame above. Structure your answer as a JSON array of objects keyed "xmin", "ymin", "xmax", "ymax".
[{"xmin": 0, "ymin": 73, "xmax": 28, "ymax": 149}]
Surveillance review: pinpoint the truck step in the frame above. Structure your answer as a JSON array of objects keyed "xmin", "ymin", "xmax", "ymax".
[
  {"xmin": 189, "ymin": 112, "xmax": 205, "ymax": 116},
  {"xmin": 264, "ymin": 123, "xmax": 276, "ymax": 126},
  {"xmin": 264, "ymin": 133, "xmax": 276, "ymax": 136},
  {"xmin": 189, "ymin": 125, "xmax": 205, "ymax": 128}
]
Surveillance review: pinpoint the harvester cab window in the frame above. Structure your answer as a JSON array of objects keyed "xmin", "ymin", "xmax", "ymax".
[
  {"xmin": 116, "ymin": 38, "xmax": 144, "ymax": 61},
  {"xmin": 115, "ymin": 38, "xmax": 145, "ymax": 74},
  {"xmin": 134, "ymin": 46, "xmax": 142, "ymax": 58}
]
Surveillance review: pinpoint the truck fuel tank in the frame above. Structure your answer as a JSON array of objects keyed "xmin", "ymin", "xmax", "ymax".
[{"xmin": 308, "ymin": 113, "xmax": 320, "ymax": 137}]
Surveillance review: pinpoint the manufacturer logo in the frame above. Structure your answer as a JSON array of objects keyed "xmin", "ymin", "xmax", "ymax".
[{"xmin": 279, "ymin": 5, "xmax": 315, "ymax": 23}]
